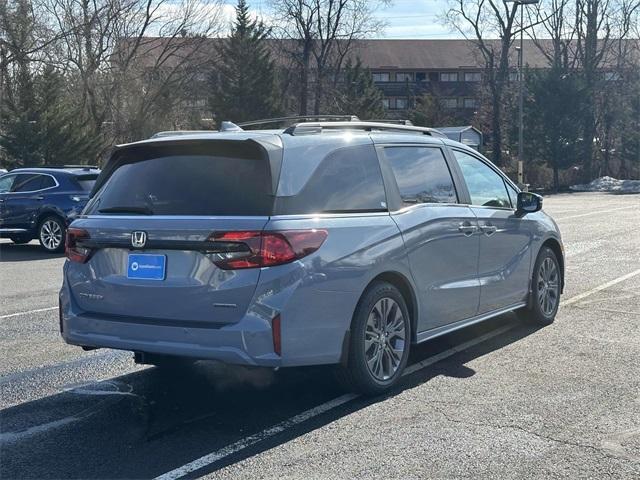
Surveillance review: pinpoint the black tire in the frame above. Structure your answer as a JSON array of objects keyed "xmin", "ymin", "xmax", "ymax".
[
  {"xmin": 38, "ymin": 215, "xmax": 66, "ymax": 253},
  {"xmin": 518, "ymin": 247, "xmax": 561, "ymax": 326},
  {"xmin": 336, "ymin": 281, "xmax": 411, "ymax": 396},
  {"xmin": 9, "ymin": 235, "xmax": 31, "ymax": 244}
]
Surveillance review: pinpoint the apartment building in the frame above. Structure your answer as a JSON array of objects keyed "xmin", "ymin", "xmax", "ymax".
[
  {"xmin": 350, "ymin": 39, "xmax": 549, "ymax": 117},
  {"xmin": 116, "ymin": 37, "xmax": 634, "ymax": 125}
]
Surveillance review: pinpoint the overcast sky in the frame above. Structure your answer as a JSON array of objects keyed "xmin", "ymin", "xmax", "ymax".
[{"xmin": 236, "ymin": 0, "xmax": 460, "ymax": 39}]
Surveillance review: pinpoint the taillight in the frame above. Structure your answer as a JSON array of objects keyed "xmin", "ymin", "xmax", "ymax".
[
  {"xmin": 209, "ymin": 229, "xmax": 328, "ymax": 270},
  {"xmin": 65, "ymin": 228, "xmax": 91, "ymax": 263}
]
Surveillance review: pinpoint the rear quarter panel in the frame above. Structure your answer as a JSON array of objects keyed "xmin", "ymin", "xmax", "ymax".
[{"xmin": 259, "ymin": 213, "xmax": 412, "ymax": 366}]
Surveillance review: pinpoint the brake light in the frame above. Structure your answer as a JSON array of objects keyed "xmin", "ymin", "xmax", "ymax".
[
  {"xmin": 209, "ymin": 229, "xmax": 328, "ymax": 270},
  {"xmin": 65, "ymin": 228, "xmax": 91, "ymax": 263}
]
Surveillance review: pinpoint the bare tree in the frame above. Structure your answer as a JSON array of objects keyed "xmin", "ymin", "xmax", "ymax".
[
  {"xmin": 446, "ymin": 0, "xmax": 547, "ymax": 167},
  {"xmin": 41, "ymin": 0, "xmax": 224, "ymax": 143},
  {"xmin": 270, "ymin": 0, "xmax": 386, "ymax": 115}
]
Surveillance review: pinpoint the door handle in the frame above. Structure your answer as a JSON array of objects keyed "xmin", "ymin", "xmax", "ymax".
[
  {"xmin": 458, "ymin": 222, "xmax": 478, "ymax": 236},
  {"xmin": 34, "ymin": 195, "xmax": 44, "ymax": 200},
  {"xmin": 481, "ymin": 224, "xmax": 498, "ymax": 236}
]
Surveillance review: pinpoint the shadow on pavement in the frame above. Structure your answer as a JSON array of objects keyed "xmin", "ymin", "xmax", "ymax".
[
  {"xmin": 0, "ymin": 314, "xmax": 541, "ymax": 479},
  {"xmin": 0, "ymin": 241, "xmax": 64, "ymax": 262}
]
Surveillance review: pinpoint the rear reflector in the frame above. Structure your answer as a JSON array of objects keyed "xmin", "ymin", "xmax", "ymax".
[
  {"xmin": 65, "ymin": 228, "xmax": 91, "ymax": 263},
  {"xmin": 272, "ymin": 314, "xmax": 282, "ymax": 356},
  {"xmin": 209, "ymin": 229, "xmax": 327, "ymax": 270}
]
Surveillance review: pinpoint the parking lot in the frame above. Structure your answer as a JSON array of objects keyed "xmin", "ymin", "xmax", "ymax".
[{"xmin": 1, "ymin": 191, "xmax": 639, "ymax": 479}]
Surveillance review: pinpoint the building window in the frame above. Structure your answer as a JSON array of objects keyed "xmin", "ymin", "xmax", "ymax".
[
  {"xmin": 440, "ymin": 72, "xmax": 458, "ymax": 82},
  {"xmin": 416, "ymin": 72, "xmax": 427, "ymax": 82},
  {"xmin": 464, "ymin": 72, "xmax": 482, "ymax": 82},
  {"xmin": 442, "ymin": 98, "xmax": 458, "ymax": 109},
  {"xmin": 395, "ymin": 98, "xmax": 409, "ymax": 110},
  {"xmin": 396, "ymin": 72, "xmax": 413, "ymax": 82},
  {"xmin": 382, "ymin": 98, "xmax": 390, "ymax": 110},
  {"xmin": 463, "ymin": 98, "xmax": 478, "ymax": 109},
  {"xmin": 372, "ymin": 72, "xmax": 390, "ymax": 82},
  {"xmin": 509, "ymin": 71, "xmax": 520, "ymax": 82}
]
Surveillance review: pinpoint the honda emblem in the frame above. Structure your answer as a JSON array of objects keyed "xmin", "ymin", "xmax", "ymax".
[{"xmin": 131, "ymin": 231, "xmax": 147, "ymax": 248}]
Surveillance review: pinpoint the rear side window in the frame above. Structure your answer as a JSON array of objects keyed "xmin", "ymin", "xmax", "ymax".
[
  {"xmin": 274, "ymin": 144, "xmax": 386, "ymax": 214},
  {"xmin": 453, "ymin": 150, "xmax": 511, "ymax": 208},
  {"xmin": 88, "ymin": 143, "xmax": 272, "ymax": 216},
  {"xmin": 385, "ymin": 146, "xmax": 457, "ymax": 205},
  {"xmin": 12, "ymin": 174, "xmax": 42, "ymax": 192},
  {"xmin": 40, "ymin": 175, "xmax": 57, "ymax": 189}
]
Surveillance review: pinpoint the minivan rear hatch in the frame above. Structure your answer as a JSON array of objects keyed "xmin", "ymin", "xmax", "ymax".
[{"xmin": 67, "ymin": 137, "xmax": 281, "ymax": 326}]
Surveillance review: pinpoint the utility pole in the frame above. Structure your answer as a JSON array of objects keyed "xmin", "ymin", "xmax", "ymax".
[{"xmin": 506, "ymin": 0, "xmax": 539, "ymax": 189}]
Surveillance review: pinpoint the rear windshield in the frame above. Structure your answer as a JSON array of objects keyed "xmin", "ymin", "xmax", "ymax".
[
  {"xmin": 73, "ymin": 174, "xmax": 98, "ymax": 192},
  {"xmin": 87, "ymin": 143, "xmax": 272, "ymax": 216}
]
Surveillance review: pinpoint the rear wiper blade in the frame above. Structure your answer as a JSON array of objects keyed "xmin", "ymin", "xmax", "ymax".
[{"xmin": 98, "ymin": 206, "xmax": 154, "ymax": 215}]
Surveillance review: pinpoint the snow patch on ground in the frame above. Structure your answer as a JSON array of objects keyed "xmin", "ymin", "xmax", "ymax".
[{"xmin": 570, "ymin": 176, "xmax": 640, "ymax": 193}]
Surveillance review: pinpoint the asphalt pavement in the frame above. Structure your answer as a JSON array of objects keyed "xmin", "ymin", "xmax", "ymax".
[{"xmin": 1, "ymin": 192, "xmax": 639, "ymax": 479}]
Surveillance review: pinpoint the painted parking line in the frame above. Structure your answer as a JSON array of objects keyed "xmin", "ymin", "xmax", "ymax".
[
  {"xmin": 153, "ymin": 323, "xmax": 515, "ymax": 480},
  {"xmin": 562, "ymin": 268, "xmax": 640, "ymax": 307},
  {"xmin": 0, "ymin": 306, "xmax": 57, "ymax": 320},
  {"xmin": 555, "ymin": 205, "xmax": 638, "ymax": 221}
]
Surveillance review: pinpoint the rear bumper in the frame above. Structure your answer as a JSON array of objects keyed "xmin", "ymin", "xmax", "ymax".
[
  {"xmin": 60, "ymin": 288, "xmax": 281, "ymax": 367},
  {"xmin": 59, "ymin": 265, "xmax": 355, "ymax": 368}
]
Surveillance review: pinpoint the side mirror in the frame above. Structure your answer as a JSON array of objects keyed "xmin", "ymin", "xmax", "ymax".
[{"xmin": 516, "ymin": 192, "xmax": 543, "ymax": 214}]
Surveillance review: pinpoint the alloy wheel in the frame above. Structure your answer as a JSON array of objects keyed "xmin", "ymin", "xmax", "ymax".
[
  {"xmin": 537, "ymin": 257, "xmax": 560, "ymax": 316},
  {"xmin": 40, "ymin": 219, "xmax": 63, "ymax": 251},
  {"xmin": 364, "ymin": 297, "xmax": 406, "ymax": 381}
]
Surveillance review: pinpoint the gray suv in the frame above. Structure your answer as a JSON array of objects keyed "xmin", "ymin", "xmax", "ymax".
[{"xmin": 59, "ymin": 120, "xmax": 564, "ymax": 394}]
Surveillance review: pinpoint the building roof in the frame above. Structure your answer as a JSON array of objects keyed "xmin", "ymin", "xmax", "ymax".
[
  {"xmin": 116, "ymin": 37, "xmax": 639, "ymax": 71},
  {"xmin": 353, "ymin": 39, "xmax": 537, "ymax": 70}
]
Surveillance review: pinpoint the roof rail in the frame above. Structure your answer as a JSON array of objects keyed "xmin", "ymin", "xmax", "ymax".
[
  {"xmin": 151, "ymin": 130, "xmax": 217, "ymax": 138},
  {"xmin": 283, "ymin": 121, "xmax": 446, "ymax": 138},
  {"xmin": 367, "ymin": 119, "xmax": 414, "ymax": 125},
  {"xmin": 238, "ymin": 115, "xmax": 360, "ymax": 128},
  {"xmin": 27, "ymin": 165, "xmax": 99, "ymax": 169}
]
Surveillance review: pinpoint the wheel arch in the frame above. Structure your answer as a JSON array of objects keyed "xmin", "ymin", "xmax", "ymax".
[
  {"xmin": 365, "ymin": 271, "xmax": 419, "ymax": 343},
  {"xmin": 36, "ymin": 209, "xmax": 66, "ymax": 228},
  {"xmin": 339, "ymin": 270, "xmax": 419, "ymax": 366}
]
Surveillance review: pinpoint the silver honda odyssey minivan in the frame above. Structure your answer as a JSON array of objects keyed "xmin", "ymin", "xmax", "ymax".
[{"xmin": 60, "ymin": 120, "xmax": 564, "ymax": 394}]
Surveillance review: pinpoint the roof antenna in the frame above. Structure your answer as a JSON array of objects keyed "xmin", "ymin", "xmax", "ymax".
[{"xmin": 219, "ymin": 121, "xmax": 244, "ymax": 132}]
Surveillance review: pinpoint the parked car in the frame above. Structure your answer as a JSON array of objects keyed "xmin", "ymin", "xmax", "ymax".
[
  {"xmin": 59, "ymin": 120, "xmax": 564, "ymax": 394},
  {"xmin": 0, "ymin": 166, "xmax": 100, "ymax": 252}
]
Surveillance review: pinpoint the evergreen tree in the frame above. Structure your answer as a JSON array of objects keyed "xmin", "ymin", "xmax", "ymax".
[
  {"xmin": 1, "ymin": 65, "xmax": 101, "ymax": 167},
  {"xmin": 0, "ymin": 0, "xmax": 39, "ymax": 167},
  {"xmin": 209, "ymin": 0, "xmax": 279, "ymax": 124},
  {"xmin": 37, "ymin": 66, "xmax": 101, "ymax": 165},
  {"xmin": 524, "ymin": 68, "xmax": 584, "ymax": 191},
  {"xmin": 333, "ymin": 58, "xmax": 384, "ymax": 120},
  {"xmin": 410, "ymin": 94, "xmax": 456, "ymax": 128},
  {"xmin": 0, "ymin": 64, "xmax": 40, "ymax": 167}
]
